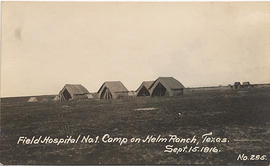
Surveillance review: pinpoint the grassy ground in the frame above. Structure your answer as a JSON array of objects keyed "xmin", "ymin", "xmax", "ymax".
[{"xmin": 0, "ymin": 89, "xmax": 270, "ymax": 165}]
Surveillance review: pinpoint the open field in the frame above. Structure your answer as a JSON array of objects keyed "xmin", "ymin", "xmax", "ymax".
[{"xmin": 1, "ymin": 88, "xmax": 270, "ymax": 165}]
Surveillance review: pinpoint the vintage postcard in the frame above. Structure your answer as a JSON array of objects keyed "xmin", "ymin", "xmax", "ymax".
[{"xmin": 1, "ymin": 1, "xmax": 270, "ymax": 165}]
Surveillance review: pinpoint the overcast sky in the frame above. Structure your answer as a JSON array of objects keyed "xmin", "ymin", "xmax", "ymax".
[{"xmin": 1, "ymin": 2, "xmax": 270, "ymax": 97}]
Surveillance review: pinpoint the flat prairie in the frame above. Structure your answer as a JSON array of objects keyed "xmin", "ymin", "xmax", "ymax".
[{"xmin": 0, "ymin": 88, "xmax": 269, "ymax": 165}]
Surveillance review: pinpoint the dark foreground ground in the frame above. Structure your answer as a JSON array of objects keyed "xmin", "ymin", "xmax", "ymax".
[{"xmin": 0, "ymin": 88, "xmax": 270, "ymax": 165}]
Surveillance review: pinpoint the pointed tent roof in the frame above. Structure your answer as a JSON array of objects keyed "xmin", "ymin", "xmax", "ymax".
[
  {"xmin": 62, "ymin": 84, "xmax": 89, "ymax": 95},
  {"xmin": 97, "ymin": 81, "xmax": 128, "ymax": 93},
  {"xmin": 149, "ymin": 77, "xmax": 184, "ymax": 90},
  {"xmin": 136, "ymin": 81, "xmax": 154, "ymax": 92}
]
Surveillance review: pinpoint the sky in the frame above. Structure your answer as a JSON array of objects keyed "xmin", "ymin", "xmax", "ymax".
[{"xmin": 1, "ymin": 2, "xmax": 270, "ymax": 97}]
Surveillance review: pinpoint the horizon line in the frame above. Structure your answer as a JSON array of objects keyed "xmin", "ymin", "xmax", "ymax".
[{"xmin": 1, "ymin": 82, "xmax": 270, "ymax": 98}]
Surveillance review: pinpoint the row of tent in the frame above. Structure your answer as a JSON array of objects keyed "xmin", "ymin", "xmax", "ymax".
[
  {"xmin": 231, "ymin": 81, "xmax": 253, "ymax": 89},
  {"xmin": 55, "ymin": 77, "xmax": 185, "ymax": 101}
]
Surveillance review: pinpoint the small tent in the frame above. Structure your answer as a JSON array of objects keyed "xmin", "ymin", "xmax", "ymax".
[
  {"xmin": 97, "ymin": 81, "xmax": 128, "ymax": 99},
  {"xmin": 149, "ymin": 77, "xmax": 185, "ymax": 97},
  {"xmin": 53, "ymin": 95, "xmax": 60, "ymax": 101},
  {"xmin": 136, "ymin": 81, "xmax": 154, "ymax": 96},
  {"xmin": 59, "ymin": 84, "xmax": 89, "ymax": 101},
  {"xmin": 86, "ymin": 93, "xmax": 94, "ymax": 99},
  {"xmin": 28, "ymin": 97, "xmax": 38, "ymax": 102},
  {"xmin": 128, "ymin": 91, "xmax": 137, "ymax": 96}
]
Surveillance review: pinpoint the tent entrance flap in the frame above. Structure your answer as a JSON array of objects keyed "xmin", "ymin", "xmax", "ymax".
[
  {"xmin": 152, "ymin": 83, "xmax": 166, "ymax": 96},
  {"xmin": 101, "ymin": 87, "xmax": 112, "ymax": 99},
  {"xmin": 63, "ymin": 89, "xmax": 72, "ymax": 100},
  {"xmin": 137, "ymin": 86, "xmax": 150, "ymax": 96}
]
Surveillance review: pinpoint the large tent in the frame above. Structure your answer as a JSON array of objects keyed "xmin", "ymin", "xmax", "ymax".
[
  {"xmin": 136, "ymin": 81, "xmax": 154, "ymax": 96},
  {"xmin": 59, "ymin": 84, "xmax": 89, "ymax": 101},
  {"xmin": 97, "ymin": 81, "xmax": 128, "ymax": 99},
  {"xmin": 149, "ymin": 77, "xmax": 185, "ymax": 97}
]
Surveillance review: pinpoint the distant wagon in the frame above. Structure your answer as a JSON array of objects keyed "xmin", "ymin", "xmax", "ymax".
[
  {"xmin": 97, "ymin": 81, "xmax": 129, "ymax": 99},
  {"xmin": 233, "ymin": 82, "xmax": 241, "ymax": 89},
  {"xmin": 149, "ymin": 77, "xmax": 185, "ymax": 97},
  {"xmin": 242, "ymin": 82, "xmax": 252, "ymax": 88},
  {"xmin": 59, "ymin": 84, "xmax": 90, "ymax": 101},
  {"xmin": 136, "ymin": 81, "xmax": 154, "ymax": 96}
]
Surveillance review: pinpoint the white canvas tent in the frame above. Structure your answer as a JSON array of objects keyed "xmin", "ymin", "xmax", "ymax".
[
  {"xmin": 97, "ymin": 81, "xmax": 128, "ymax": 99},
  {"xmin": 149, "ymin": 77, "xmax": 185, "ymax": 97},
  {"xmin": 28, "ymin": 97, "xmax": 38, "ymax": 102}
]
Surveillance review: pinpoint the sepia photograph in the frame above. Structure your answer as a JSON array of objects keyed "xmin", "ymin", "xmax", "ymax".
[{"xmin": 0, "ymin": 1, "xmax": 270, "ymax": 165}]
